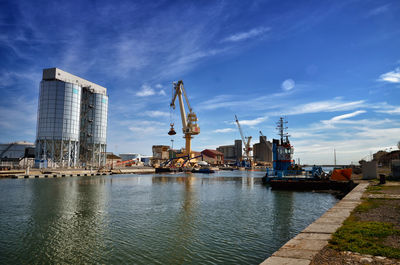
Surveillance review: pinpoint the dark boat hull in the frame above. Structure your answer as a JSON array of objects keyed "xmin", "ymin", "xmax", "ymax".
[
  {"xmin": 191, "ymin": 168, "xmax": 215, "ymax": 174},
  {"xmin": 155, "ymin": 167, "xmax": 182, "ymax": 173},
  {"xmin": 267, "ymin": 179, "xmax": 355, "ymax": 191}
]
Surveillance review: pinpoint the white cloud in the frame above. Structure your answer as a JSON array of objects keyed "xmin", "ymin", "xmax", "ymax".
[
  {"xmin": 129, "ymin": 126, "xmax": 159, "ymax": 134},
  {"xmin": 126, "ymin": 120, "xmax": 167, "ymax": 137},
  {"xmin": 213, "ymin": 128, "xmax": 235, "ymax": 133},
  {"xmin": 136, "ymin": 84, "xmax": 167, "ymax": 97},
  {"xmin": 281, "ymin": 79, "xmax": 295, "ymax": 91},
  {"xmin": 144, "ymin": 111, "xmax": 169, "ymax": 118},
  {"xmin": 320, "ymin": 110, "xmax": 366, "ymax": 128},
  {"xmin": 222, "ymin": 27, "xmax": 270, "ymax": 42},
  {"xmin": 236, "ymin": 116, "xmax": 267, "ymax": 126},
  {"xmin": 136, "ymin": 84, "xmax": 155, "ymax": 97},
  {"xmin": 290, "ymin": 120, "xmax": 400, "ymax": 164},
  {"xmin": 284, "ymin": 99, "xmax": 365, "ymax": 115},
  {"xmin": 330, "ymin": 110, "xmax": 366, "ymax": 122},
  {"xmin": 377, "ymin": 107, "xmax": 400, "ymax": 115},
  {"xmin": 155, "ymin": 84, "xmax": 163, "ymax": 89},
  {"xmin": 378, "ymin": 67, "xmax": 400, "ymax": 83}
]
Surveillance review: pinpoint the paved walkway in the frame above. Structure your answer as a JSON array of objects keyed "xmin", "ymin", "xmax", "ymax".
[{"xmin": 260, "ymin": 183, "xmax": 369, "ymax": 265}]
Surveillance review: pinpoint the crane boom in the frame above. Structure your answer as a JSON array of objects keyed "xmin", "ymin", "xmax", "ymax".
[
  {"xmin": 235, "ymin": 115, "xmax": 253, "ymax": 165},
  {"xmin": 235, "ymin": 115, "xmax": 246, "ymax": 145}
]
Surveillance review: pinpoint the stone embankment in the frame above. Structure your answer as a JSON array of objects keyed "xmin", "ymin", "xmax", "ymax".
[
  {"xmin": 0, "ymin": 167, "xmax": 155, "ymax": 179},
  {"xmin": 261, "ymin": 182, "xmax": 369, "ymax": 265}
]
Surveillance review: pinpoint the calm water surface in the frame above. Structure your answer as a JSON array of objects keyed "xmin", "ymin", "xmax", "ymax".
[{"xmin": 0, "ymin": 171, "xmax": 338, "ymax": 264}]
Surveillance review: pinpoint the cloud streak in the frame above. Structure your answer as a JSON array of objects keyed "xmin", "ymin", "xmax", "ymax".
[
  {"xmin": 213, "ymin": 128, "xmax": 235, "ymax": 133},
  {"xmin": 222, "ymin": 27, "xmax": 270, "ymax": 42},
  {"xmin": 330, "ymin": 110, "xmax": 366, "ymax": 121},
  {"xmin": 236, "ymin": 116, "xmax": 268, "ymax": 126},
  {"xmin": 283, "ymin": 99, "xmax": 365, "ymax": 115}
]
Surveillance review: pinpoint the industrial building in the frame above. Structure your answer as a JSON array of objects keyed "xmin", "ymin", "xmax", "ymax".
[
  {"xmin": 201, "ymin": 149, "xmax": 224, "ymax": 165},
  {"xmin": 253, "ymin": 136, "xmax": 273, "ymax": 164},
  {"xmin": 217, "ymin": 140, "xmax": 242, "ymax": 162},
  {"xmin": 35, "ymin": 68, "xmax": 108, "ymax": 168},
  {"xmin": 120, "ymin": 153, "xmax": 141, "ymax": 162},
  {"xmin": 0, "ymin": 141, "xmax": 35, "ymax": 169},
  {"xmin": 152, "ymin": 145, "xmax": 170, "ymax": 166}
]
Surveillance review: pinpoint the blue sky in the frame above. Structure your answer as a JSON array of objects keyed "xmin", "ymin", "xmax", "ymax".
[{"xmin": 1, "ymin": 0, "xmax": 399, "ymax": 164}]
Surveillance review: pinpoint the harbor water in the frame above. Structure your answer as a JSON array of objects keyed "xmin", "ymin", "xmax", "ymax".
[{"xmin": 0, "ymin": 171, "xmax": 338, "ymax": 264}]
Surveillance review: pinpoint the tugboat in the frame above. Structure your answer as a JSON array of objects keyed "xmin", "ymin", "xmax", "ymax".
[{"xmin": 262, "ymin": 117, "xmax": 355, "ymax": 192}]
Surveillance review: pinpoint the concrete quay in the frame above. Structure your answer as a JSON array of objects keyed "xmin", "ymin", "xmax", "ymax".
[
  {"xmin": 3, "ymin": 167, "xmax": 155, "ymax": 179},
  {"xmin": 260, "ymin": 182, "xmax": 369, "ymax": 265}
]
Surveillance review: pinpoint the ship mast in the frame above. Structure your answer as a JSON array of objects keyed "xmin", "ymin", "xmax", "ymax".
[{"xmin": 276, "ymin": 117, "xmax": 290, "ymax": 144}]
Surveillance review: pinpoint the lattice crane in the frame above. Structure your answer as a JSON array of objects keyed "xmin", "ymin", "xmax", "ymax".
[{"xmin": 235, "ymin": 115, "xmax": 252, "ymax": 164}]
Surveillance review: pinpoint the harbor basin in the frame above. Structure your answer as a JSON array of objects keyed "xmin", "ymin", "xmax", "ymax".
[{"xmin": 0, "ymin": 171, "xmax": 338, "ymax": 264}]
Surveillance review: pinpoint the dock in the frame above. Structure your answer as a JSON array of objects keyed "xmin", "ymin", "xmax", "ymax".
[
  {"xmin": 1, "ymin": 167, "xmax": 155, "ymax": 179},
  {"xmin": 260, "ymin": 182, "xmax": 369, "ymax": 265}
]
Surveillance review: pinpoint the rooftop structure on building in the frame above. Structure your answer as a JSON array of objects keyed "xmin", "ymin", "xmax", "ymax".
[{"xmin": 43, "ymin": 68, "xmax": 107, "ymax": 95}]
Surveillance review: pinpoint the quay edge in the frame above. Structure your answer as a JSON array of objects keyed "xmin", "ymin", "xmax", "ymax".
[{"xmin": 260, "ymin": 182, "xmax": 369, "ymax": 265}]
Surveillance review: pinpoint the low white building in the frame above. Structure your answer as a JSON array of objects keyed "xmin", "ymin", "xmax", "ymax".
[{"xmin": 119, "ymin": 153, "xmax": 141, "ymax": 162}]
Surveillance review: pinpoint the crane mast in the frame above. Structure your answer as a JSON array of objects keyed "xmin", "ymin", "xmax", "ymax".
[
  {"xmin": 234, "ymin": 115, "xmax": 252, "ymax": 164},
  {"xmin": 170, "ymin": 80, "xmax": 200, "ymax": 157}
]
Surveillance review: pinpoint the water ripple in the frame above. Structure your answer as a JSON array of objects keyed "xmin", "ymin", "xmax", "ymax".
[{"xmin": 0, "ymin": 172, "xmax": 338, "ymax": 264}]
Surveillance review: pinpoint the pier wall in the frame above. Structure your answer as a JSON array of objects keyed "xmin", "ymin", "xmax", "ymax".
[{"xmin": 260, "ymin": 182, "xmax": 369, "ymax": 265}]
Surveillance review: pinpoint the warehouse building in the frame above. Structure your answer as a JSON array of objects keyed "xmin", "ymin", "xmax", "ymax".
[
  {"xmin": 217, "ymin": 140, "xmax": 242, "ymax": 163},
  {"xmin": 0, "ymin": 141, "xmax": 35, "ymax": 169}
]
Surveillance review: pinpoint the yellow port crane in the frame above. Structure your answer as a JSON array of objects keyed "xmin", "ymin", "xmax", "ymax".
[{"xmin": 169, "ymin": 80, "xmax": 200, "ymax": 158}]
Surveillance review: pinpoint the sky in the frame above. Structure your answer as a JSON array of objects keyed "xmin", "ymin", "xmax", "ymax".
[{"xmin": 0, "ymin": 0, "xmax": 399, "ymax": 164}]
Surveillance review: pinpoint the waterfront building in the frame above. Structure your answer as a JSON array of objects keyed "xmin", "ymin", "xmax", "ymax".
[
  {"xmin": 35, "ymin": 68, "xmax": 108, "ymax": 168},
  {"xmin": 0, "ymin": 141, "xmax": 35, "ymax": 169},
  {"xmin": 253, "ymin": 136, "xmax": 273, "ymax": 164},
  {"xmin": 119, "ymin": 153, "xmax": 141, "ymax": 162},
  {"xmin": 151, "ymin": 145, "xmax": 170, "ymax": 166},
  {"xmin": 217, "ymin": 140, "xmax": 242, "ymax": 162},
  {"xmin": 201, "ymin": 149, "xmax": 224, "ymax": 165}
]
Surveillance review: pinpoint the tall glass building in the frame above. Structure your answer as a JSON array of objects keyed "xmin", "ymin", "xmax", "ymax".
[{"xmin": 35, "ymin": 68, "xmax": 108, "ymax": 168}]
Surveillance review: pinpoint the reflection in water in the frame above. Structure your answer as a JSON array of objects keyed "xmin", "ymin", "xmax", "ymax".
[
  {"xmin": 165, "ymin": 176, "xmax": 196, "ymax": 264},
  {"xmin": 0, "ymin": 172, "xmax": 338, "ymax": 264},
  {"xmin": 19, "ymin": 178, "xmax": 108, "ymax": 264},
  {"xmin": 242, "ymin": 177, "xmax": 254, "ymax": 189},
  {"xmin": 271, "ymin": 191, "xmax": 294, "ymax": 247}
]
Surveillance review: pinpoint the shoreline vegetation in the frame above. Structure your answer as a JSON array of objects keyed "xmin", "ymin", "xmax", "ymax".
[{"xmin": 311, "ymin": 181, "xmax": 400, "ymax": 264}]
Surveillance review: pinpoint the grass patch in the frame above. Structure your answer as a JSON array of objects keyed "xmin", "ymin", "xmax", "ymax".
[
  {"xmin": 330, "ymin": 216, "xmax": 400, "ymax": 258},
  {"xmin": 355, "ymin": 199, "xmax": 381, "ymax": 213},
  {"xmin": 367, "ymin": 185, "xmax": 383, "ymax": 192}
]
